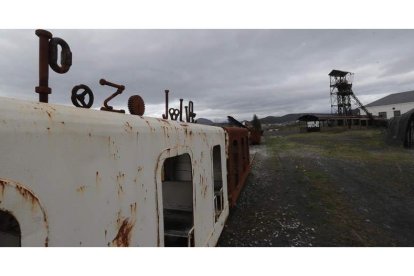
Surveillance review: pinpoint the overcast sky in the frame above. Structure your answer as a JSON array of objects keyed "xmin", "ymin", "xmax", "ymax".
[{"xmin": 1, "ymin": 29, "xmax": 414, "ymax": 121}]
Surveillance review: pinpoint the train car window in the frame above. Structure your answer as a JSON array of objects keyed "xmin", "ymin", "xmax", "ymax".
[
  {"xmin": 0, "ymin": 210, "xmax": 21, "ymax": 247},
  {"xmin": 162, "ymin": 154, "xmax": 194, "ymax": 247},
  {"xmin": 212, "ymin": 145, "xmax": 224, "ymax": 222}
]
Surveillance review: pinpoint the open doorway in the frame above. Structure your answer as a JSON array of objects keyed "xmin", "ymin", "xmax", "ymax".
[
  {"xmin": 162, "ymin": 153, "xmax": 194, "ymax": 246},
  {"xmin": 0, "ymin": 210, "xmax": 21, "ymax": 247}
]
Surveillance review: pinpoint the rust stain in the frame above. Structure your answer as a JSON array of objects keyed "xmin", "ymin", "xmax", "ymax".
[
  {"xmin": 156, "ymin": 118, "xmax": 171, "ymax": 126},
  {"xmin": 161, "ymin": 125, "xmax": 167, "ymax": 138},
  {"xmin": 116, "ymin": 211, "xmax": 122, "ymax": 227},
  {"xmin": 96, "ymin": 171, "xmax": 102, "ymax": 187},
  {"xmin": 200, "ymin": 175, "xmax": 208, "ymax": 198},
  {"xmin": 134, "ymin": 166, "xmax": 143, "ymax": 185},
  {"xmin": 130, "ymin": 202, "xmax": 137, "ymax": 215},
  {"xmin": 124, "ymin": 122, "xmax": 133, "ymax": 132},
  {"xmin": 15, "ymin": 182, "xmax": 42, "ymax": 210},
  {"xmin": 0, "ymin": 179, "xmax": 50, "ymax": 246},
  {"xmin": 144, "ymin": 120, "xmax": 155, "ymax": 132},
  {"xmin": 76, "ymin": 185, "xmax": 86, "ymax": 193},
  {"xmin": 112, "ymin": 218, "xmax": 135, "ymax": 247},
  {"xmin": 116, "ymin": 172, "xmax": 125, "ymax": 195},
  {"xmin": 202, "ymin": 184, "xmax": 208, "ymax": 198},
  {"xmin": 16, "ymin": 185, "xmax": 38, "ymax": 209},
  {"xmin": 0, "ymin": 180, "xmax": 5, "ymax": 197}
]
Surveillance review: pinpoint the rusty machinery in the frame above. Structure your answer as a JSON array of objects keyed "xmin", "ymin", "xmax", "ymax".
[
  {"xmin": 71, "ymin": 85, "xmax": 94, "ymax": 108},
  {"xmin": 35, "ymin": 29, "xmax": 72, "ymax": 103},
  {"xmin": 99, "ymin": 78, "xmax": 126, "ymax": 113},
  {"xmin": 162, "ymin": 89, "xmax": 196, "ymax": 123},
  {"xmin": 227, "ymin": 115, "xmax": 262, "ymax": 145},
  {"xmin": 223, "ymin": 127, "xmax": 251, "ymax": 207},
  {"xmin": 34, "ymin": 29, "xmax": 201, "ymax": 121}
]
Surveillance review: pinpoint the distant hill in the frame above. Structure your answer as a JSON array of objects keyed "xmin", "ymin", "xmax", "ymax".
[
  {"xmin": 195, "ymin": 118, "xmax": 215, "ymax": 125},
  {"xmin": 197, "ymin": 113, "xmax": 333, "ymax": 126}
]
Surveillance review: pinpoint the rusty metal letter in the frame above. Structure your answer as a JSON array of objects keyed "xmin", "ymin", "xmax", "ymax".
[
  {"xmin": 188, "ymin": 101, "xmax": 196, "ymax": 123},
  {"xmin": 49, "ymin": 37, "xmax": 72, "ymax": 74},
  {"xmin": 100, "ymin": 79, "xmax": 125, "ymax": 113},
  {"xmin": 35, "ymin": 29, "xmax": 53, "ymax": 103},
  {"xmin": 162, "ymin": 90, "xmax": 169, "ymax": 119},
  {"xmin": 179, "ymin": 98, "xmax": 183, "ymax": 122}
]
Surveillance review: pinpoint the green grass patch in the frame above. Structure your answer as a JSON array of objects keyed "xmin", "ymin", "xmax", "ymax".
[{"xmin": 266, "ymin": 129, "xmax": 414, "ymax": 164}]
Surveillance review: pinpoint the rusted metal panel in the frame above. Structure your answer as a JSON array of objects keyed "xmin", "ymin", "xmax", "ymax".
[
  {"xmin": 223, "ymin": 127, "xmax": 251, "ymax": 207},
  {"xmin": 249, "ymin": 129, "xmax": 262, "ymax": 145},
  {"xmin": 0, "ymin": 97, "xmax": 228, "ymax": 246}
]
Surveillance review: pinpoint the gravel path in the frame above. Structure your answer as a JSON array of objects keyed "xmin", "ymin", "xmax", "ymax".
[{"xmin": 218, "ymin": 130, "xmax": 414, "ymax": 246}]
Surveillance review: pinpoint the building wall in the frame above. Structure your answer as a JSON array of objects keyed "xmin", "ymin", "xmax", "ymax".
[{"xmin": 360, "ymin": 101, "xmax": 414, "ymax": 119}]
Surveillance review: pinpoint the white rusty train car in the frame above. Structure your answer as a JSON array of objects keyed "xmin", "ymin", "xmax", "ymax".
[{"xmin": 0, "ymin": 97, "xmax": 229, "ymax": 246}]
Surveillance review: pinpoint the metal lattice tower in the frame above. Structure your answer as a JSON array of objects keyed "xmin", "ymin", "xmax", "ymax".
[
  {"xmin": 329, "ymin": 69, "xmax": 373, "ymax": 120},
  {"xmin": 329, "ymin": 70, "xmax": 354, "ymax": 116}
]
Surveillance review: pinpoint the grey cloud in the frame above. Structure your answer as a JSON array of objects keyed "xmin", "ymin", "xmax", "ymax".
[{"xmin": 1, "ymin": 29, "xmax": 414, "ymax": 121}]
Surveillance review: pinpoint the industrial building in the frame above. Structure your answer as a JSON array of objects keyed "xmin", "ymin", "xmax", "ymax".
[{"xmin": 360, "ymin": 90, "xmax": 414, "ymax": 119}]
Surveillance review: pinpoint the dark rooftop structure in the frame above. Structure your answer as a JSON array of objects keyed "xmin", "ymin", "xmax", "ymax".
[
  {"xmin": 366, "ymin": 90, "xmax": 414, "ymax": 107},
  {"xmin": 298, "ymin": 113, "xmax": 368, "ymax": 121},
  {"xmin": 328, "ymin": 69, "xmax": 351, "ymax": 77}
]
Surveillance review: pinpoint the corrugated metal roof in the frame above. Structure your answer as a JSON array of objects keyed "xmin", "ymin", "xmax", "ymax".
[{"xmin": 366, "ymin": 90, "xmax": 414, "ymax": 107}]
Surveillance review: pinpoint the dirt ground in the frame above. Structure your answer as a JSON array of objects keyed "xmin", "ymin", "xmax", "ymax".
[{"xmin": 218, "ymin": 128, "xmax": 414, "ymax": 246}]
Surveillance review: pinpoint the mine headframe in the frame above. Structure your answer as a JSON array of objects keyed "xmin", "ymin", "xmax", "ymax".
[{"xmin": 329, "ymin": 69, "xmax": 373, "ymax": 120}]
